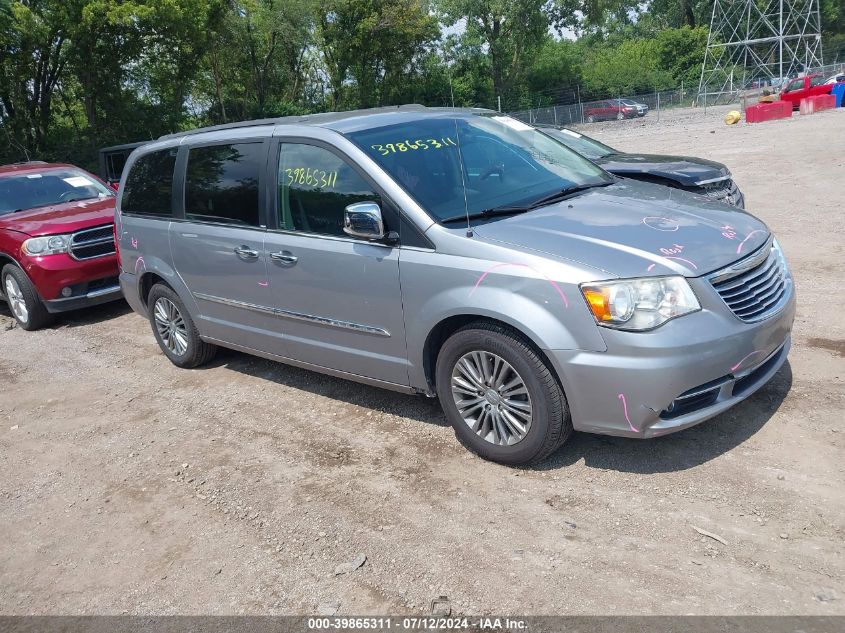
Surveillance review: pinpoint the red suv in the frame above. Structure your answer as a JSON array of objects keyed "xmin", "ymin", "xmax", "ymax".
[
  {"xmin": 584, "ymin": 99, "xmax": 638, "ymax": 123},
  {"xmin": 0, "ymin": 161, "xmax": 121, "ymax": 330}
]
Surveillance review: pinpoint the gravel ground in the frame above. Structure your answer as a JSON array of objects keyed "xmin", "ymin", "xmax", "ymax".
[{"xmin": 1, "ymin": 107, "xmax": 843, "ymax": 616}]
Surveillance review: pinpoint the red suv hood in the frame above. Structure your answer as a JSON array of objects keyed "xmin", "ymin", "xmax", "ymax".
[{"xmin": 1, "ymin": 197, "xmax": 116, "ymax": 237}]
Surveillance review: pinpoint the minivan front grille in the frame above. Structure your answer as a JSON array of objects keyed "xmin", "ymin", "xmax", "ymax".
[
  {"xmin": 710, "ymin": 239, "xmax": 790, "ymax": 322},
  {"xmin": 69, "ymin": 225, "xmax": 115, "ymax": 261}
]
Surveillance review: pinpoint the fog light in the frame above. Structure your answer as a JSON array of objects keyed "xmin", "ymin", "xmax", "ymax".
[{"xmin": 61, "ymin": 287, "xmax": 73, "ymax": 297}]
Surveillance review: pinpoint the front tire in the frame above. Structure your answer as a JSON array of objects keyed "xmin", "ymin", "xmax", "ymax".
[
  {"xmin": 435, "ymin": 322, "xmax": 572, "ymax": 466},
  {"xmin": 147, "ymin": 283, "xmax": 216, "ymax": 368},
  {"xmin": 2, "ymin": 265, "xmax": 52, "ymax": 331}
]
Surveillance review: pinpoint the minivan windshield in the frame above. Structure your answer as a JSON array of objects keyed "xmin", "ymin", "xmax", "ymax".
[
  {"xmin": 542, "ymin": 128, "xmax": 618, "ymax": 161},
  {"xmin": 0, "ymin": 169, "xmax": 113, "ymax": 216},
  {"xmin": 346, "ymin": 114, "xmax": 612, "ymax": 223}
]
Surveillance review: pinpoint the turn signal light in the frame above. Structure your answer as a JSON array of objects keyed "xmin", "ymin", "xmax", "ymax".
[{"xmin": 583, "ymin": 287, "xmax": 612, "ymax": 321}]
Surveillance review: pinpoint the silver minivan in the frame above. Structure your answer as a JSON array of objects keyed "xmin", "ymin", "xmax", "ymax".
[{"xmin": 116, "ymin": 106, "xmax": 794, "ymax": 465}]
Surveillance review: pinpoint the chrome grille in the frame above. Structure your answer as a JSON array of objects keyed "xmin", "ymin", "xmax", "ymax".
[
  {"xmin": 69, "ymin": 225, "xmax": 115, "ymax": 261},
  {"xmin": 710, "ymin": 239, "xmax": 790, "ymax": 322}
]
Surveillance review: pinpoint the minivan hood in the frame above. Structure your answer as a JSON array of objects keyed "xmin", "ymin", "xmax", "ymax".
[
  {"xmin": 596, "ymin": 153, "xmax": 729, "ymax": 188},
  {"xmin": 471, "ymin": 179, "xmax": 768, "ymax": 278},
  {"xmin": 0, "ymin": 197, "xmax": 115, "ymax": 237}
]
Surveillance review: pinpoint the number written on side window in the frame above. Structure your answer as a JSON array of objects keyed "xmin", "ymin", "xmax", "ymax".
[
  {"xmin": 283, "ymin": 167, "xmax": 339, "ymax": 189},
  {"xmin": 185, "ymin": 143, "xmax": 263, "ymax": 227},
  {"xmin": 278, "ymin": 144, "xmax": 380, "ymax": 237}
]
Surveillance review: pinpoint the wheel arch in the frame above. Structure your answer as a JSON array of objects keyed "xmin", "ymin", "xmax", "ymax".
[
  {"xmin": 138, "ymin": 271, "xmax": 171, "ymax": 309},
  {"xmin": 421, "ymin": 313, "xmax": 561, "ymax": 394}
]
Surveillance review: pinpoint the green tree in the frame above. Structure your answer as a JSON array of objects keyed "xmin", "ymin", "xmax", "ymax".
[
  {"xmin": 318, "ymin": 0, "xmax": 439, "ymax": 109},
  {"xmin": 436, "ymin": 0, "xmax": 550, "ymax": 101}
]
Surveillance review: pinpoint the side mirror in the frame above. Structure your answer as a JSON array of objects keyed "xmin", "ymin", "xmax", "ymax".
[{"xmin": 343, "ymin": 201, "xmax": 385, "ymax": 241}]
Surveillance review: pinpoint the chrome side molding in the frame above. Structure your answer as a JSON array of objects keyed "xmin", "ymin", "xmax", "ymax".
[{"xmin": 193, "ymin": 292, "xmax": 390, "ymax": 337}]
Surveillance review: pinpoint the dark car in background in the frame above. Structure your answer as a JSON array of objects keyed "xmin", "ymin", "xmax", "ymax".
[
  {"xmin": 99, "ymin": 141, "xmax": 147, "ymax": 186},
  {"xmin": 542, "ymin": 127, "xmax": 745, "ymax": 208}
]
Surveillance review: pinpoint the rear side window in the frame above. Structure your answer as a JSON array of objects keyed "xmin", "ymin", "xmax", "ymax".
[
  {"xmin": 122, "ymin": 149, "xmax": 177, "ymax": 216},
  {"xmin": 185, "ymin": 143, "xmax": 263, "ymax": 227},
  {"xmin": 810, "ymin": 75, "xmax": 825, "ymax": 87}
]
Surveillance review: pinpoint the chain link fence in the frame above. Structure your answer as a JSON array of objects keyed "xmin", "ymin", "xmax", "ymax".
[{"xmin": 508, "ymin": 59, "xmax": 845, "ymax": 128}]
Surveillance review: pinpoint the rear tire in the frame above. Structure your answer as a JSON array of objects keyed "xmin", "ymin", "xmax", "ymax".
[
  {"xmin": 586, "ymin": 115, "xmax": 595, "ymax": 123},
  {"xmin": 616, "ymin": 111, "xmax": 624, "ymax": 120},
  {"xmin": 147, "ymin": 283, "xmax": 216, "ymax": 368},
  {"xmin": 2, "ymin": 264, "xmax": 52, "ymax": 331},
  {"xmin": 435, "ymin": 321, "xmax": 572, "ymax": 466}
]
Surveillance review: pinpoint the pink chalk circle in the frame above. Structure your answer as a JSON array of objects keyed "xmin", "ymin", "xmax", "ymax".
[{"xmin": 643, "ymin": 216, "xmax": 680, "ymax": 232}]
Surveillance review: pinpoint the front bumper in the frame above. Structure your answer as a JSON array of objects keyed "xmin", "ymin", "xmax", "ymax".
[
  {"xmin": 547, "ymin": 279, "xmax": 795, "ymax": 437},
  {"xmin": 20, "ymin": 251, "xmax": 120, "ymax": 301},
  {"xmin": 43, "ymin": 277, "xmax": 123, "ymax": 313}
]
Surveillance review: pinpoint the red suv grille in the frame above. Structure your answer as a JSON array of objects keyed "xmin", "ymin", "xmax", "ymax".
[{"xmin": 69, "ymin": 225, "xmax": 116, "ymax": 261}]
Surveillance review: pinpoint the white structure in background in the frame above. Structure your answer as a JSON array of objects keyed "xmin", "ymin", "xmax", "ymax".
[{"xmin": 698, "ymin": 0, "xmax": 824, "ymax": 104}]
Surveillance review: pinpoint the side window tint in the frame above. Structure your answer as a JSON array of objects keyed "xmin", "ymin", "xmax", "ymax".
[
  {"xmin": 121, "ymin": 148, "xmax": 177, "ymax": 216},
  {"xmin": 278, "ymin": 143, "xmax": 379, "ymax": 237},
  {"xmin": 185, "ymin": 143, "xmax": 263, "ymax": 226},
  {"xmin": 810, "ymin": 75, "xmax": 824, "ymax": 87}
]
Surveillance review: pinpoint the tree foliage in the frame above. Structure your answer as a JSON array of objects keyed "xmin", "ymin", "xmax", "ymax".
[{"xmin": 1, "ymin": 0, "xmax": 843, "ymax": 167}]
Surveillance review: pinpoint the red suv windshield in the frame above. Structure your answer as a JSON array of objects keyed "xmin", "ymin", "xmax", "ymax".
[{"xmin": 0, "ymin": 169, "xmax": 114, "ymax": 216}]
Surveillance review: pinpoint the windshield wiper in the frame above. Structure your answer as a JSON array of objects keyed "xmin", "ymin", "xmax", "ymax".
[
  {"xmin": 525, "ymin": 180, "xmax": 613, "ymax": 209},
  {"xmin": 441, "ymin": 206, "xmax": 531, "ymax": 223},
  {"xmin": 440, "ymin": 180, "xmax": 613, "ymax": 224}
]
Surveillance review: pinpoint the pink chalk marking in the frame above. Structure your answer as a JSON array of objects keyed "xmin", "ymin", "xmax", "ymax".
[
  {"xmin": 642, "ymin": 216, "xmax": 680, "ymax": 232},
  {"xmin": 647, "ymin": 263, "xmax": 656, "ymax": 272},
  {"xmin": 736, "ymin": 229, "xmax": 766, "ymax": 255},
  {"xmin": 470, "ymin": 262, "xmax": 569, "ymax": 308},
  {"xmin": 258, "ymin": 281, "xmax": 269, "ymax": 287},
  {"xmin": 130, "ymin": 237, "xmax": 138, "ymax": 249},
  {"xmin": 134, "ymin": 256, "xmax": 146, "ymax": 275},
  {"xmin": 731, "ymin": 350, "xmax": 764, "ymax": 372},
  {"xmin": 617, "ymin": 393, "xmax": 638, "ymax": 433},
  {"xmin": 663, "ymin": 255, "xmax": 698, "ymax": 270},
  {"xmin": 659, "ymin": 243, "xmax": 685, "ymax": 256}
]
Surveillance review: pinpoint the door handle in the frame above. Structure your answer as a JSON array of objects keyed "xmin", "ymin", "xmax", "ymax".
[
  {"xmin": 234, "ymin": 246, "xmax": 259, "ymax": 259},
  {"xmin": 269, "ymin": 251, "xmax": 298, "ymax": 264}
]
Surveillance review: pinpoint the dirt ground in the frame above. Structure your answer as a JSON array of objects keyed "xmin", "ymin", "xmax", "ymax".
[{"xmin": 1, "ymin": 107, "xmax": 843, "ymax": 616}]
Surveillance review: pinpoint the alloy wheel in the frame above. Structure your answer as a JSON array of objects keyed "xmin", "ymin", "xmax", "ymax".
[
  {"xmin": 4, "ymin": 276, "xmax": 28, "ymax": 324},
  {"xmin": 450, "ymin": 351, "xmax": 533, "ymax": 446},
  {"xmin": 153, "ymin": 297, "xmax": 189, "ymax": 356}
]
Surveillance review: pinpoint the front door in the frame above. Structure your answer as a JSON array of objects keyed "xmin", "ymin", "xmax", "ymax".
[
  {"xmin": 263, "ymin": 141, "xmax": 409, "ymax": 386},
  {"xmin": 169, "ymin": 140, "xmax": 286, "ymax": 356}
]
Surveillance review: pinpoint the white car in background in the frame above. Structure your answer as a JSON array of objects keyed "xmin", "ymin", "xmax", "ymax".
[{"xmin": 825, "ymin": 72, "xmax": 845, "ymax": 84}]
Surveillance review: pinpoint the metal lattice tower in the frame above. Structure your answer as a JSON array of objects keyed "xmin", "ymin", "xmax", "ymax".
[{"xmin": 698, "ymin": 0, "xmax": 824, "ymax": 104}]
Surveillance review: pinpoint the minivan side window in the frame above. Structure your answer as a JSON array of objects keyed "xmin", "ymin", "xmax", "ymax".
[
  {"xmin": 185, "ymin": 143, "xmax": 263, "ymax": 227},
  {"xmin": 277, "ymin": 143, "xmax": 380, "ymax": 237},
  {"xmin": 122, "ymin": 148, "xmax": 177, "ymax": 216}
]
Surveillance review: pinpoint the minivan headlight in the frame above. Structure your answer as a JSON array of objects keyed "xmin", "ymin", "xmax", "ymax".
[
  {"xmin": 22, "ymin": 234, "xmax": 71, "ymax": 256},
  {"xmin": 580, "ymin": 276, "xmax": 700, "ymax": 331}
]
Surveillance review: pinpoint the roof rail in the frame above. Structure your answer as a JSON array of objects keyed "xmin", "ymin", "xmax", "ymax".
[{"xmin": 157, "ymin": 104, "xmax": 433, "ymax": 141}]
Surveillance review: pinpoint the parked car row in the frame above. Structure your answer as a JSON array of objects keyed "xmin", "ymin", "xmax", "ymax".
[{"xmin": 1, "ymin": 106, "xmax": 794, "ymax": 465}]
